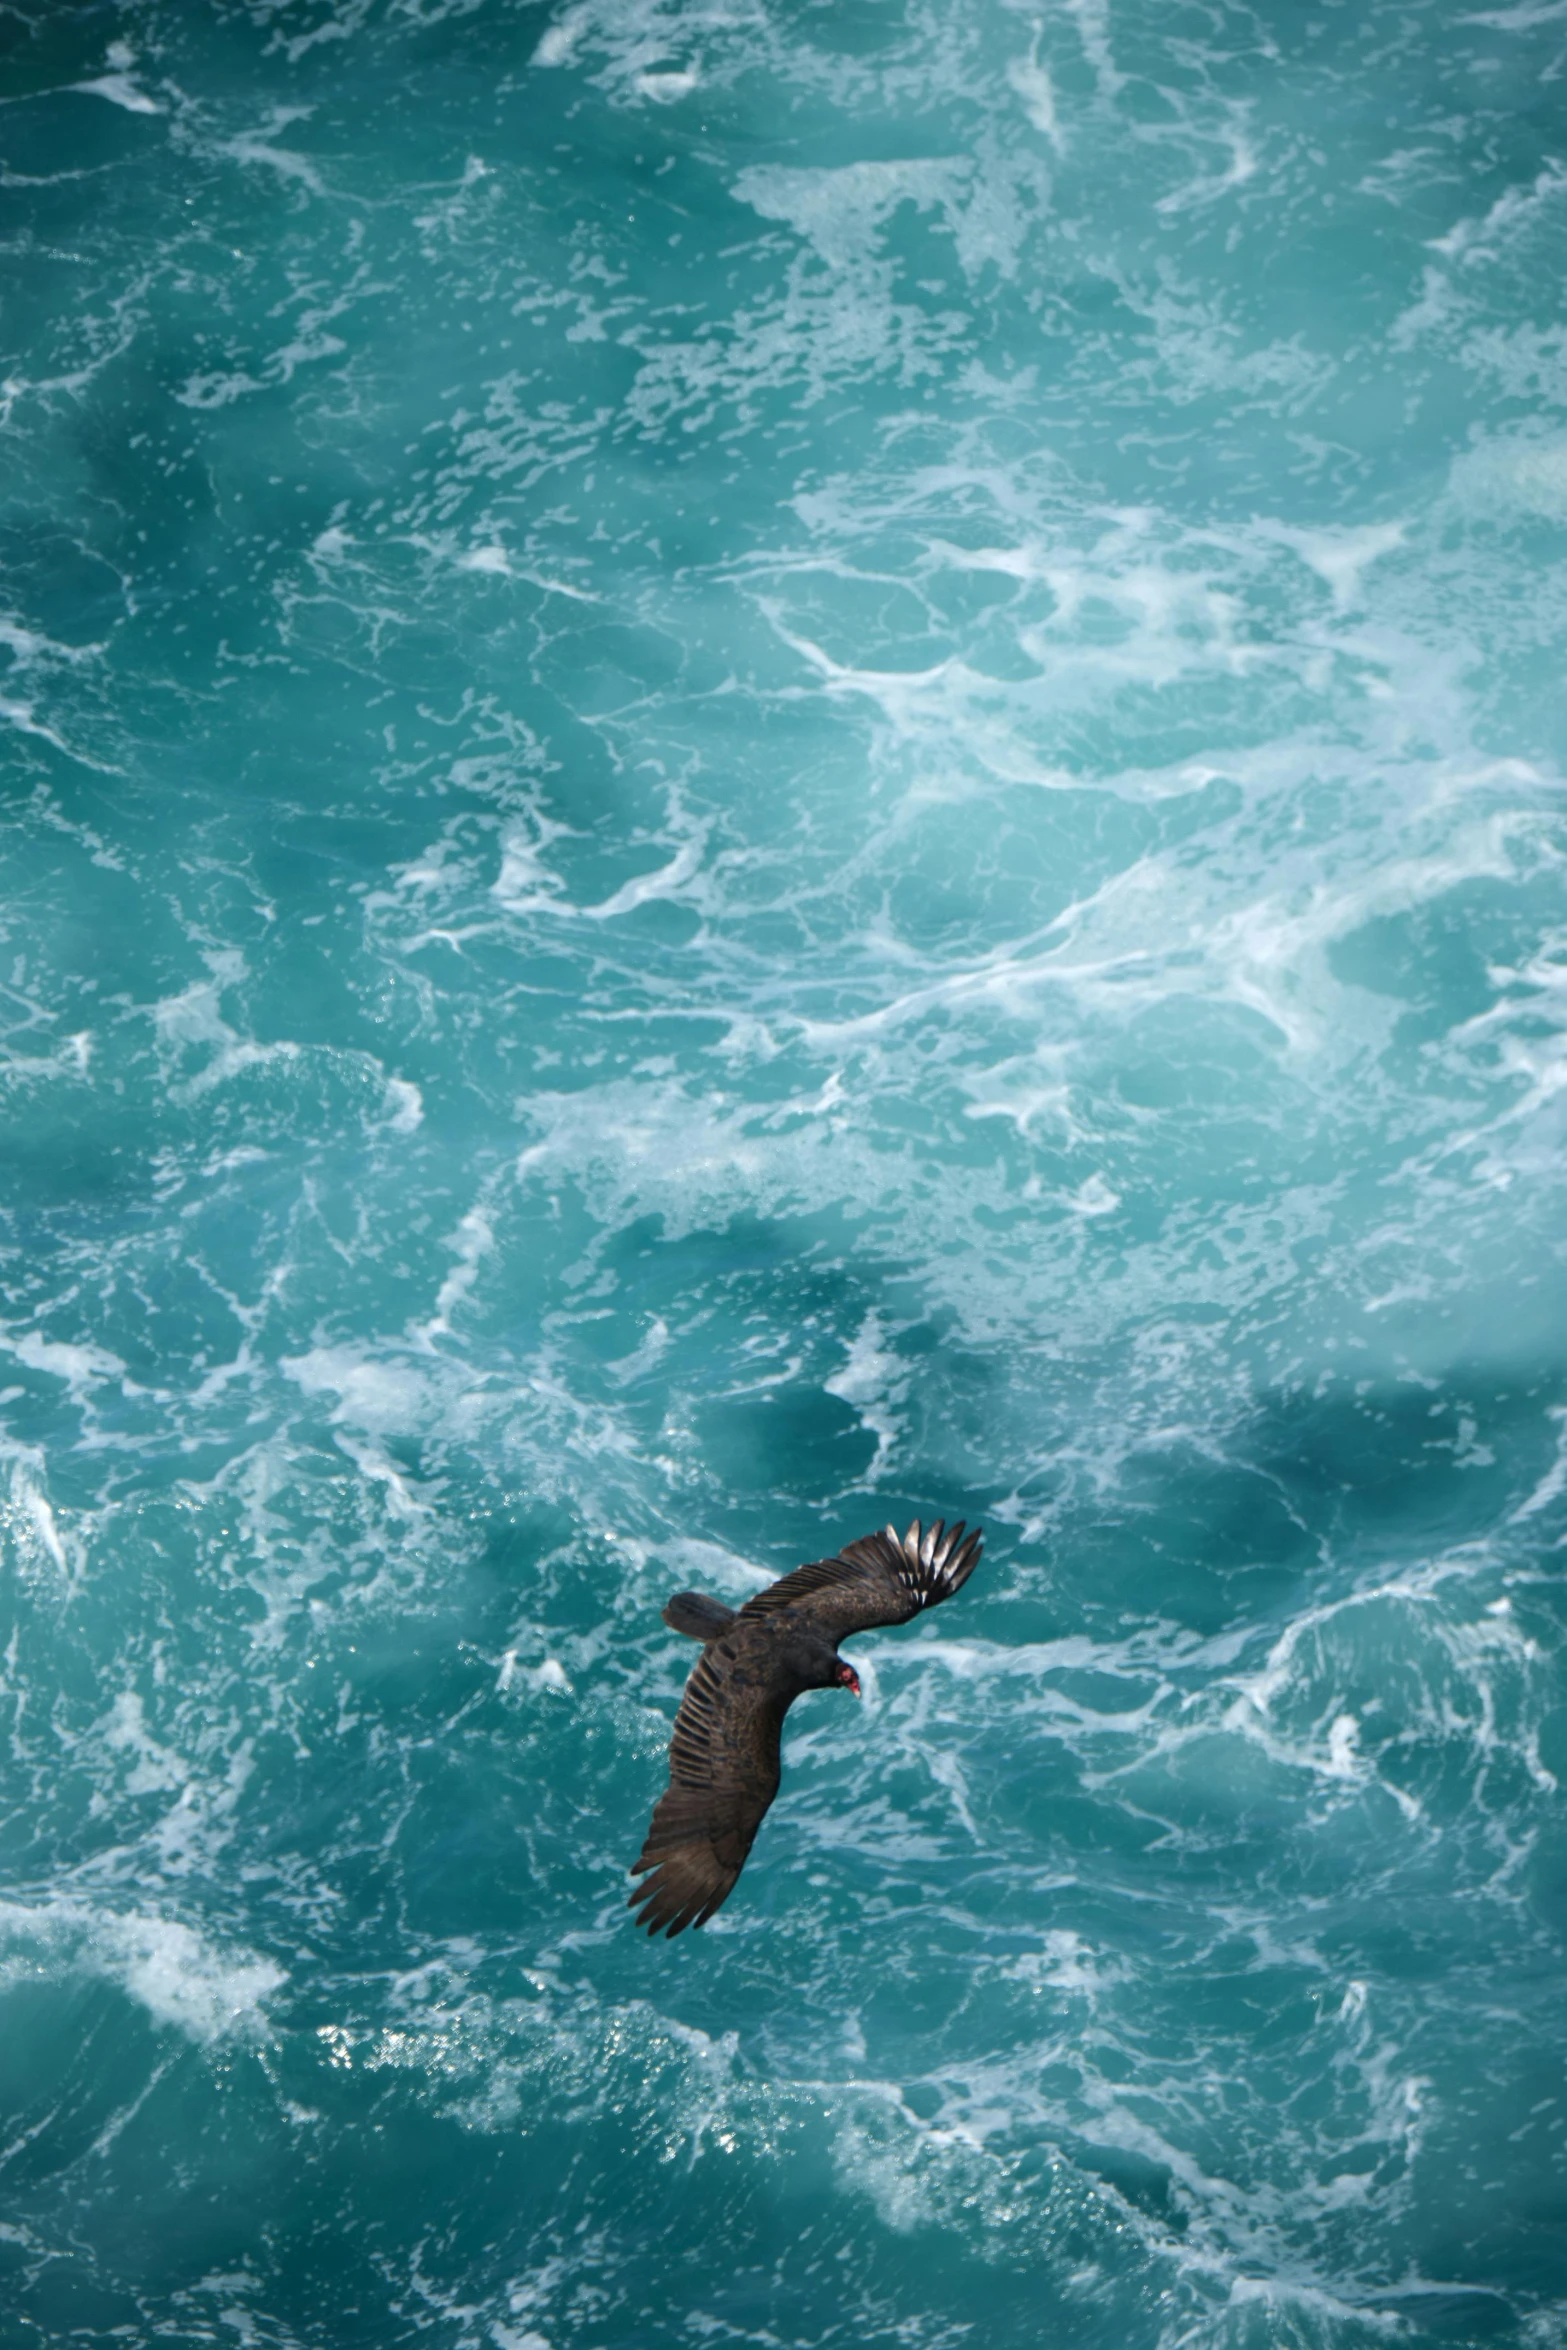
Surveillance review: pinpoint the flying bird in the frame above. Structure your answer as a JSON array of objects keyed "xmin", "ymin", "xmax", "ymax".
[{"xmin": 629, "ymin": 1516, "xmax": 983, "ymax": 1938}]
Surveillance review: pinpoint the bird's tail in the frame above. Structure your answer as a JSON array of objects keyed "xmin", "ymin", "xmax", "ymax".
[{"xmin": 662, "ymin": 1591, "xmax": 738, "ymax": 1642}]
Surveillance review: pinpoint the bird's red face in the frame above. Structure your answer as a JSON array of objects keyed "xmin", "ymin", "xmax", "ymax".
[{"xmin": 834, "ymin": 1660, "xmax": 862, "ymax": 1697}]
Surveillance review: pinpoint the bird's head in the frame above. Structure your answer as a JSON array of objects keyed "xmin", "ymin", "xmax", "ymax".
[{"xmin": 787, "ymin": 1628, "xmax": 862, "ymax": 1695}]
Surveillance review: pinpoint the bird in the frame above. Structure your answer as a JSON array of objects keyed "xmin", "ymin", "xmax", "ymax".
[{"xmin": 629, "ymin": 1516, "xmax": 983, "ymax": 1938}]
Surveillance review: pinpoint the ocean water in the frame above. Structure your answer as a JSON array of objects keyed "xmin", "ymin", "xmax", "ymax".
[{"xmin": 3, "ymin": 0, "xmax": 1567, "ymax": 2343}]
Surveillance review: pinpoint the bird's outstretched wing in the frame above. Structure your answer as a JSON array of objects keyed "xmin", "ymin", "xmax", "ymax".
[
  {"xmin": 629, "ymin": 1639, "xmax": 784, "ymax": 1937},
  {"xmin": 738, "ymin": 1516, "xmax": 982, "ymax": 1643}
]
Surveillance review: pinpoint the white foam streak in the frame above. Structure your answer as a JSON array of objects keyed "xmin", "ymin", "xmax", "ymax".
[
  {"xmin": 823, "ymin": 1312, "xmax": 907, "ymax": 1480},
  {"xmin": 1511, "ymin": 1405, "xmax": 1567, "ymax": 1522},
  {"xmin": 217, "ymin": 111, "xmax": 326, "ymax": 196},
  {"xmin": 0, "ymin": 1899, "xmax": 283, "ymax": 2044},
  {"xmin": 736, "ymin": 159, "xmax": 975, "ymax": 274},
  {"xmin": 71, "ymin": 44, "xmax": 163, "ymax": 115},
  {"xmin": 2, "ymin": 1452, "xmax": 72, "ymax": 1579},
  {"xmin": 1008, "ymin": 51, "xmax": 1065, "ymax": 151}
]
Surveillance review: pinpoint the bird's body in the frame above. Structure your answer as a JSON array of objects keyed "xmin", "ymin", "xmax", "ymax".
[{"xmin": 629, "ymin": 1517, "xmax": 983, "ymax": 1937}]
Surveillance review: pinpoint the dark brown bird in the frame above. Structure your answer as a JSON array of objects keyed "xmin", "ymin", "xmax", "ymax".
[{"xmin": 629, "ymin": 1517, "xmax": 983, "ymax": 1937}]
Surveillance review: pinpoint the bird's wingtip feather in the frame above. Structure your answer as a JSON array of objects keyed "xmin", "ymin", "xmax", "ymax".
[{"xmin": 891, "ymin": 1513, "xmax": 985, "ymax": 1604}]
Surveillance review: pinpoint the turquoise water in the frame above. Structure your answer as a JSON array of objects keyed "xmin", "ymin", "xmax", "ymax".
[{"xmin": 3, "ymin": 1, "xmax": 1567, "ymax": 2342}]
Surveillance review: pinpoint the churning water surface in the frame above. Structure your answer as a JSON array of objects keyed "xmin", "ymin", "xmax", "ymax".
[{"xmin": 3, "ymin": 2, "xmax": 1567, "ymax": 2345}]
